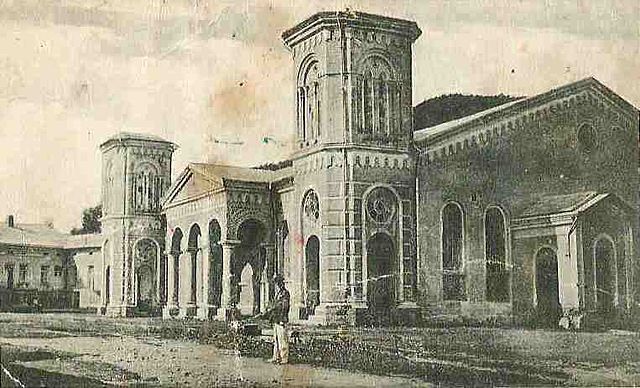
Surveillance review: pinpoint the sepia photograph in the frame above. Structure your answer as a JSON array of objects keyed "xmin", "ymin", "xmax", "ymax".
[{"xmin": 0, "ymin": 0, "xmax": 638, "ymax": 386}]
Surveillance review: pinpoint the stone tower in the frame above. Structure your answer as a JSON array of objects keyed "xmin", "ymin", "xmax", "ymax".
[
  {"xmin": 282, "ymin": 12, "xmax": 422, "ymax": 324},
  {"xmin": 99, "ymin": 132, "xmax": 176, "ymax": 317}
]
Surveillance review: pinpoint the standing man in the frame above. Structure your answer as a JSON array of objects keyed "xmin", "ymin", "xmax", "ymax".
[{"xmin": 264, "ymin": 274, "xmax": 290, "ymax": 364}]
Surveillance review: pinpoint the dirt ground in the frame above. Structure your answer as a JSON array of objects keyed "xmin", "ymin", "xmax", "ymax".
[
  {"xmin": 0, "ymin": 313, "xmax": 425, "ymax": 387},
  {"xmin": 2, "ymin": 313, "xmax": 640, "ymax": 387}
]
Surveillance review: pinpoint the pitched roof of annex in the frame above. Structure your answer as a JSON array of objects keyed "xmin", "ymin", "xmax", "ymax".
[
  {"xmin": 413, "ymin": 77, "xmax": 639, "ymax": 146},
  {"xmin": 0, "ymin": 223, "xmax": 69, "ymax": 249}
]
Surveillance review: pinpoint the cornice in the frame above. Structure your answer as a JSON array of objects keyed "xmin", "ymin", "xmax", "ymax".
[{"xmin": 416, "ymin": 84, "xmax": 638, "ymax": 166}]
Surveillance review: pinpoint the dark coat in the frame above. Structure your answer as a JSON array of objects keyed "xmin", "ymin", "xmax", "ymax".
[{"xmin": 267, "ymin": 287, "xmax": 290, "ymax": 324}]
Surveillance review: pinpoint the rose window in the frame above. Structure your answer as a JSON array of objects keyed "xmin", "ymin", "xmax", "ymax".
[{"xmin": 366, "ymin": 187, "xmax": 396, "ymax": 223}]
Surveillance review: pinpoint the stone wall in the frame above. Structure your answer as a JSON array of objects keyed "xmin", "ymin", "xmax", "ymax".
[{"xmin": 416, "ymin": 90, "xmax": 639, "ymax": 321}]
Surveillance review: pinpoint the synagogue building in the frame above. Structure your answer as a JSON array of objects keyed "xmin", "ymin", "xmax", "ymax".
[{"xmin": 1, "ymin": 11, "xmax": 638, "ymax": 327}]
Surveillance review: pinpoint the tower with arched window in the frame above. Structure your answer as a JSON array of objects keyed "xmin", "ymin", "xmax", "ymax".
[
  {"xmin": 281, "ymin": 12, "xmax": 421, "ymax": 324},
  {"xmin": 99, "ymin": 132, "xmax": 176, "ymax": 317},
  {"xmin": 283, "ymin": 11, "xmax": 420, "ymax": 150}
]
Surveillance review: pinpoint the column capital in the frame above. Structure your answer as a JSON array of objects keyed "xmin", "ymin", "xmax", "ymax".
[{"xmin": 221, "ymin": 240, "xmax": 241, "ymax": 247}]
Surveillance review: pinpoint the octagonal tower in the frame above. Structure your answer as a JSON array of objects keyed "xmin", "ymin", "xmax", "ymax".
[
  {"xmin": 281, "ymin": 12, "xmax": 422, "ymax": 324},
  {"xmin": 99, "ymin": 132, "xmax": 176, "ymax": 317}
]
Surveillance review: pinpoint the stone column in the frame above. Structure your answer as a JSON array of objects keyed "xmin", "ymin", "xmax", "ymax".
[
  {"xmin": 217, "ymin": 240, "xmax": 239, "ymax": 320},
  {"xmin": 163, "ymin": 251, "xmax": 175, "ymax": 319},
  {"xmin": 178, "ymin": 251, "xmax": 192, "ymax": 317},
  {"xmin": 261, "ymin": 244, "xmax": 276, "ymax": 312},
  {"xmin": 155, "ymin": 247, "xmax": 162, "ymax": 306},
  {"xmin": 556, "ymin": 224, "xmax": 579, "ymax": 311},
  {"xmin": 197, "ymin": 243, "xmax": 211, "ymax": 320}
]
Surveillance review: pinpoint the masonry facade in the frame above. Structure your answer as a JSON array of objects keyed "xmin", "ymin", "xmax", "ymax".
[
  {"xmin": 13, "ymin": 11, "xmax": 633, "ymax": 326},
  {"xmin": 0, "ymin": 216, "xmax": 103, "ymax": 311}
]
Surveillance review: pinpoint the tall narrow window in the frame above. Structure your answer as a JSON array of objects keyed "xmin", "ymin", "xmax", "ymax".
[
  {"xmin": 19, "ymin": 264, "xmax": 28, "ymax": 285},
  {"xmin": 41, "ymin": 265, "xmax": 50, "ymax": 286},
  {"xmin": 442, "ymin": 203, "xmax": 465, "ymax": 300},
  {"xmin": 485, "ymin": 207, "xmax": 509, "ymax": 302},
  {"xmin": 104, "ymin": 162, "xmax": 113, "ymax": 215},
  {"xmin": 363, "ymin": 71, "xmax": 373, "ymax": 134},
  {"xmin": 388, "ymin": 82, "xmax": 397, "ymax": 134},
  {"xmin": 134, "ymin": 163, "xmax": 159, "ymax": 212},
  {"xmin": 394, "ymin": 83, "xmax": 402, "ymax": 133},
  {"xmin": 314, "ymin": 81, "xmax": 321, "ymax": 137},
  {"xmin": 306, "ymin": 84, "xmax": 313, "ymax": 138},
  {"xmin": 297, "ymin": 62, "xmax": 321, "ymax": 144},
  {"xmin": 297, "ymin": 87, "xmax": 305, "ymax": 140},
  {"xmin": 377, "ymin": 73, "xmax": 388, "ymax": 134},
  {"xmin": 359, "ymin": 57, "xmax": 399, "ymax": 137},
  {"xmin": 88, "ymin": 265, "xmax": 95, "ymax": 291}
]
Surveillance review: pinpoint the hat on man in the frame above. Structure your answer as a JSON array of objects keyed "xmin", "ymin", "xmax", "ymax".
[{"xmin": 273, "ymin": 274, "xmax": 285, "ymax": 285}]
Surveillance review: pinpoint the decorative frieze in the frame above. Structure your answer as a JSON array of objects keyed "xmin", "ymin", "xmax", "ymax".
[{"xmin": 294, "ymin": 151, "xmax": 413, "ymax": 175}]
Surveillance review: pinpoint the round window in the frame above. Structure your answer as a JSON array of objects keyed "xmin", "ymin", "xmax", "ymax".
[{"xmin": 366, "ymin": 187, "xmax": 396, "ymax": 223}]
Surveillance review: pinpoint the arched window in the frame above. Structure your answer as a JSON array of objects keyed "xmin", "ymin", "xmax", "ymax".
[
  {"xmin": 442, "ymin": 202, "xmax": 465, "ymax": 300},
  {"xmin": 377, "ymin": 72, "xmax": 388, "ymax": 134},
  {"xmin": 363, "ymin": 70, "xmax": 374, "ymax": 134},
  {"xmin": 303, "ymin": 190, "xmax": 320, "ymax": 221},
  {"xmin": 358, "ymin": 57, "xmax": 400, "ymax": 136},
  {"xmin": 578, "ymin": 123, "xmax": 596, "ymax": 153},
  {"xmin": 297, "ymin": 62, "xmax": 321, "ymax": 143},
  {"xmin": 133, "ymin": 163, "xmax": 161, "ymax": 212},
  {"xmin": 485, "ymin": 207, "xmax": 509, "ymax": 302},
  {"xmin": 104, "ymin": 162, "xmax": 113, "ymax": 215}
]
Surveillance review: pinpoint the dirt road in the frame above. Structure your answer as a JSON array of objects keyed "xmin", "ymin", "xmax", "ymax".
[{"xmin": 1, "ymin": 334, "xmax": 427, "ymax": 387}]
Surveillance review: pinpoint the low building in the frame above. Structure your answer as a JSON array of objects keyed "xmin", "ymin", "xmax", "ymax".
[{"xmin": 0, "ymin": 215, "xmax": 102, "ymax": 311}]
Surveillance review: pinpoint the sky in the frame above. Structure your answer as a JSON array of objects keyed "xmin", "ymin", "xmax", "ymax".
[{"xmin": 0, "ymin": 0, "xmax": 638, "ymax": 231}]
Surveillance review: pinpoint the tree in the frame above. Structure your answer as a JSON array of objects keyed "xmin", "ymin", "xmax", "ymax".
[
  {"xmin": 70, "ymin": 204, "xmax": 102, "ymax": 235},
  {"xmin": 413, "ymin": 93, "xmax": 520, "ymax": 130}
]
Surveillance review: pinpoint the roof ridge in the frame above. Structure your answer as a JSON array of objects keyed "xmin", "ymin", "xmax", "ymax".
[{"xmin": 413, "ymin": 76, "xmax": 637, "ymax": 144}]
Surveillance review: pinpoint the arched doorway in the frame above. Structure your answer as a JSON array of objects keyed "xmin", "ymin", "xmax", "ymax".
[
  {"xmin": 187, "ymin": 224, "xmax": 201, "ymax": 304},
  {"xmin": 170, "ymin": 229, "xmax": 183, "ymax": 304},
  {"xmin": 104, "ymin": 266, "xmax": 110, "ymax": 304},
  {"xmin": 238, "ymin": 262, "xmax": 254, "ymax": 316},
  {"xmin": 594, "ymin": 237, "xmax": 616, "ymax": 312},
  {"xmin": 367, "ymin": 233, "xmax": 396, "ymax": 311},
  {"xmin": 235, "ymin": 219, "xmax": 266, "ymax": 316},
  {"xmin": 535, "ymin": 247, "xmax": 561, "ymax": 325},
  {"xmin": 305, "ymin": 235, "xmax": 320, "ymax": 315},
  {"xmin": 208, "ymin": 219, "xmax": 223, "ymax": 307},
  {"xmin": 134, "ymin": 238, "xmax": 158, "ymax": 313},
  {"xmin": 136, "ymin": 265, "xmax": 154, "ymax": 309}
]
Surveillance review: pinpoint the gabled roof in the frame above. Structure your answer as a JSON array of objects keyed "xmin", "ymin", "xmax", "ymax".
[
  {"xmin": 64, "ymin": 233, "xmax": 104, "ymax": 249},
  {"xmin": 190, "ymin": 163, "xmax": 288, "ymax": 184},
  {"xmin": 515, "ymin": 191, "xmax": 635, "ymax": 220},
  {"xmin": 0, "ymin": 223, "xmax": 69, "ymax": 249},
  {"xmin": 163, "ymin": 162, "xmax": 293, "ymax": 207},
  {"xmin": 414, "ymin": 77, "xmax": 639, "ymax": 144}
]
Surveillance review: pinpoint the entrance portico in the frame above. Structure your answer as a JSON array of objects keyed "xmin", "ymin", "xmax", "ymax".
[{"xmin": 161, "ymin": 164, "xmax": 279, "ymax": 320}]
